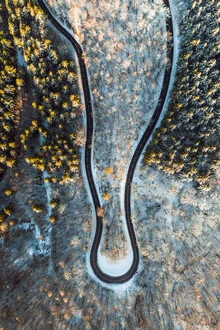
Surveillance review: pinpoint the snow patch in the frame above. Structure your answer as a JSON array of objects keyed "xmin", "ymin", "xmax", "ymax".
[{"xmin": 98, "ymin": 245, "xmax": 133, "ymax": 276}]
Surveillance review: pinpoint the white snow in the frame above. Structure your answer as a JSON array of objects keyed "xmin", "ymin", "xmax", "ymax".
[
  {"xmin": 134, "ymin": 0, "xmax": 180, "ymax": 169},
  {"xmin": 46, "ymin": 0, "xmax": 179, "ymax": 286},
  {"xmin": 84, "ymin": 0, "xmax": 178, "ymax": 283},
  {"xmin": 97, "ymin": 245, "xmax": 133, "ymax": 276},
  {"xmin": 42, "ymin": 170, "xmax": 54, "ymax": 274},
  {"xmin": 86, "ymin": 248, "xmax": 137, "ymax": 291},
  {"xmin": 156, "ymin": 0, "xmax": 180, "ymax": 126},
  {"xmin": 131, "ymin": 0, "xmax": 180, "ymax": 238}
]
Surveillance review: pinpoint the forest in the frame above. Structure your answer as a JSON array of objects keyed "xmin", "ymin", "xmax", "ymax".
[
  {"xmin": 145, "ymin": 0, "xmax": 219, "ymax": 190},
  {"xmin": 0, "ymin": 0, "xmax": 80, "ymax": 180},
  {"xmin": 0, "ymin": 0, "xmax": 219, "ymax": 329},
  {"xmin": 0, "ymin": 0, "xmax": 81, "ymax": 235}
]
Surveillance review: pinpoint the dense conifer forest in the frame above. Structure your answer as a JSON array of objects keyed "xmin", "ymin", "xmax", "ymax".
[{"xmin": 145, "ymin": 0, "xmax": 219, "ymax": 190}]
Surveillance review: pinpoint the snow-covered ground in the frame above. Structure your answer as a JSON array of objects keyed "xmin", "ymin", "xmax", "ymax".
[
  {"xmin": 46, "ymin": 0, "xmax": 168, "ymax": 268},
  {"xmin": 98, "ymin": 245, "xmax": 133, "ymax": 276}
]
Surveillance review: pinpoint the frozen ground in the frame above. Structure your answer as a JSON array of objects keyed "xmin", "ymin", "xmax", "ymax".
[
  {"xmin": 46, "ymin": 0, "xmax": 168, "ymax": 262},
  {"xmin": 132, "ymin": 165, "xmax": 220, "ymax": 329}
]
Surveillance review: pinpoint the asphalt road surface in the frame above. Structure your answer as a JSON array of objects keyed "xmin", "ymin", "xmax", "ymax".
[{"xmin": 38, "ymin": 0, "xmax": 174, "ymax": 284}]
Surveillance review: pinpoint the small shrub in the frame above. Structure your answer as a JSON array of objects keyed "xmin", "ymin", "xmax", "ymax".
[
  {"xmin": 32, "ymin": 204, "xmax": 43, "ymax": 213},
  {"xmin": 104, "ymin": 167, "xmax": 113, "ymax": 175},
  {"xmin": 5, "ymin": 189, "xmax": 13, "ymax": 196},
  {"xmin": 50, "ymin": 216, "xmax": 56, "ymax": 223},
  {"xmin": 97, "ymin": 207, "xmax": 104, "ymax": 217},
  {"xmin": 4, "ymin": 207, "xmax": 12, "ymax": 216},
  {"xmin": 50, "ymin": 200, "xmax": 57, "ymax": 208},
  {"xmin": 103, "ymin": 193, "xmax": 110, "ymax": 201},
  {"xmin": 0, "ymin": 223, "xmax": 8, "ymax": 232}
]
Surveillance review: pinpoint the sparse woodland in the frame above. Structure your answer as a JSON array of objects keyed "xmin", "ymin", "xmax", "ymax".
[
  {"xmin": 47, "ymin": 0, "xmax": 168, "ymax": 261},
  {"xmin": 145, "ymin": 0, "xmax": 219, "ymax": 190}
]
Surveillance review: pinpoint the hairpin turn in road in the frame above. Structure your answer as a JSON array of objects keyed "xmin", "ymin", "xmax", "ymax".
[{"xmin": 37, "ymin": 0, "xmax": 174, "ymax": 284}]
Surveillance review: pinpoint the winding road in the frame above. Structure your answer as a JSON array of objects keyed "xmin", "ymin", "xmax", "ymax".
[{"xmin": 38, "ymin": 0, "xmax": 174, "ymax": 284}]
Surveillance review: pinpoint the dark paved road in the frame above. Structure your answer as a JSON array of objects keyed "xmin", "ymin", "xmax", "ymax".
[{"xmin": 38, "ymin": 0, "xmax": 174, "ymax": 284}]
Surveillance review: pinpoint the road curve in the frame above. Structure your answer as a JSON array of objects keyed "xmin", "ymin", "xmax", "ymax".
[{"xmin": 38, "ymin": 0, "xmax": 174, "ymax": 284}]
